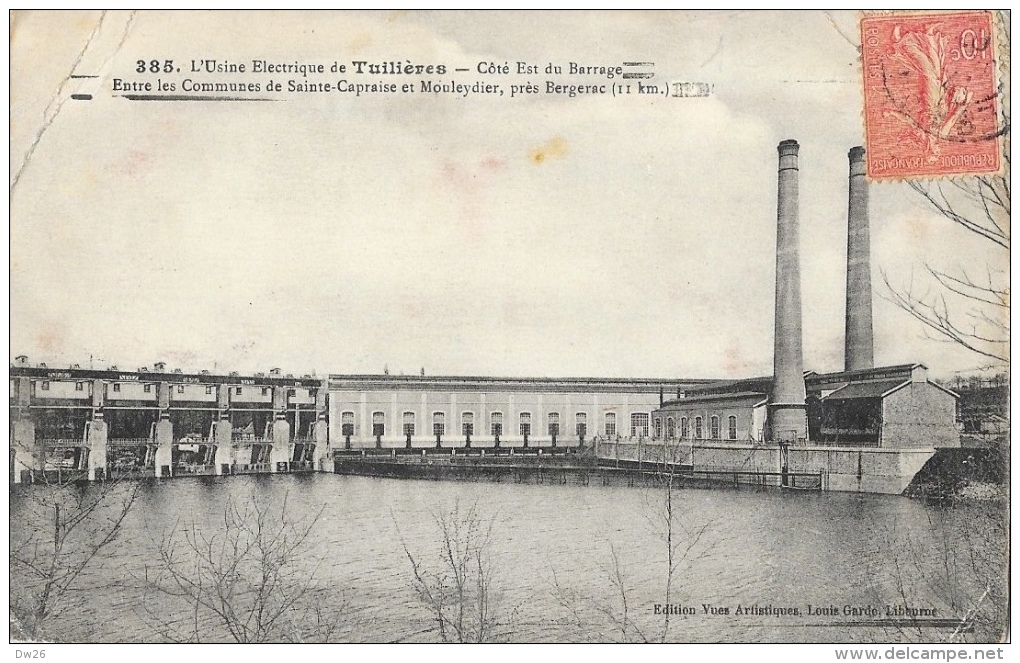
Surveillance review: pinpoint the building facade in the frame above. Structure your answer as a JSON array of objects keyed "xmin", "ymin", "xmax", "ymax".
[
  {"xmin": 327, "ymin": 375, "xmax": 714, "ymax": 449},
  {"xmin": 651, "ymin": 364, "xmax": 959, "ymax": 450}
]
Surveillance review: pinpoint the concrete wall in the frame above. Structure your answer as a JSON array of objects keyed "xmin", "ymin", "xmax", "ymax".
[
  {"xmin": 289, "ymin": 388, "xmax": 316, "ymax": 405},
  {"xmin": 882, "ymin": 382, "xmax": 960, "ymax": 449},
  {"xmin": 597, "ymin": 440, "xmax": 936, "ymax": 495},
  {"xmin": 32, "ymin": 379, "xmax": 92, "ymax": 400},
  {"xmin": 107, "ymin": 381, "xmax": 158, "ymax": 401},
  {"xmin": 231, "ymin": 386, "xmax": 274, "ymax": 403},
  {"xmin": 170, "ymin": 384, "xmax": 218, "ymax": 402},
  {"xmin": 329, "ymin": 388, "xmax": 664, "ymax": 448}
]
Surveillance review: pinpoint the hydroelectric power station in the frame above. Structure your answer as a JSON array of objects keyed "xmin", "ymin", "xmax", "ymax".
[{"xmin": 9, "ymin": 142, "xmax": 960, "ymax": 494}]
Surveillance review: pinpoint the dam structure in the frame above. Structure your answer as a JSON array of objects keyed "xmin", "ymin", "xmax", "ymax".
[
  {"xmin": 9, "ymin": 361, "xmax": 328, "ymax": 483},
  {"xmin": 9, "ymin": 143, "xmax": 960, "ymax": 494}
]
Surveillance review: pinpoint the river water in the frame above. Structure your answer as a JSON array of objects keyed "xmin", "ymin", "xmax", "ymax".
[{"xmin": 9, "ymin": 472, "xmax": 1008, "ymax": 643}]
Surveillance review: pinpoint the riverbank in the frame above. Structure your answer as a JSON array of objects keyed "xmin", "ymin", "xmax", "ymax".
[{"xmin": 904, "ymin": 443, "xmax": 1009, "ymax": 500}]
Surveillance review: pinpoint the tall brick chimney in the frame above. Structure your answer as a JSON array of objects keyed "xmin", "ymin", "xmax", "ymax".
[
  {"xmin": 771, "ymin": 139, "xmax": 807, "ymax": 442},
  {"xmin": 844, "ymin": 146, "xmax": 874, "ymax": 372}
]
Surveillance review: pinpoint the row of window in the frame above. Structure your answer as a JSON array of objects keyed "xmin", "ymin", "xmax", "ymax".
[
  {"xmin": 653, "ymin": 415, "xmax": 739, "ymax": 440},
  {"xmin": 39, "ymin": 381, "xmax": 90, "ymax": 392},
  {"xmin": 38, "ymin": 382, "xmax": 292, "ymax": 397},
  {"xmin": 339, "ymin": 411, "xmax": 653, "ymax": 438}
]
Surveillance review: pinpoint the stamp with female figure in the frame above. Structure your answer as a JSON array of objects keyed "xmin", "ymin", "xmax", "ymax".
[{"xmin": 861, "ymin": 11, "xmax": 1003, "ymax": 180}]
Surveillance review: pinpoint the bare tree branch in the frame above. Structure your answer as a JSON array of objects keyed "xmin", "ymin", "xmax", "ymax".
[
  {"xmin": 10, "ymin": 474, "xmax": 140, "ymax": 641},
  {"xmin": 398, "ymin": 500, "xmax": 514, "ymax": 643},
  {"xmin": 143, "ymin": 491, "xmax": 353, "ymax": 643},
  {"xmin": 882, "ymin": 268, "xmax": 1009, "ymax": 365},
  {"xmin": 550, "ymin": 439, "xmax": 718, "ymax": 643}
]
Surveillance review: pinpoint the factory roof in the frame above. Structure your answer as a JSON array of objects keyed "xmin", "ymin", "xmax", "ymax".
[
  {"xmin": 328, "ymin": 374, "xmax": 716, "ymax": 394},
  {"xmin": 9, "ymin": 365, "xmax": 322, "ymax": 387},
  {"xmin": 809, "ymin": 363, "xmax": 923, "ymax": 381},
  {"xmin": 685, "ymin": 364, "xmax": 929, "ymax": 398},
  {"xmin": 656, "ymin": 391, "xmax": 768, "ymax": 408},
  {"xmin": 823, "ymin": 379, "xmax": 910, "ymax": 400}
]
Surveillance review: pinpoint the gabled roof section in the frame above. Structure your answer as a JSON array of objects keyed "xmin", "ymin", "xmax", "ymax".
[
  {"xmin": 808, "ymin": 364, "xmax": 924, "ymax": 384},
  {"xmin": 822, "ymin": 379, "xmax": 909, "ymax": 401},
  {"xmin": 928, "ymin": 381, "xmax": 961, "ymax": 400},
  {"xmin": 656, "ymin": 391, "xmax": 768, "ymax": 409},
  {"xmin": 686, "ymin": 376, "xmax": 773, "ymax": 396}
]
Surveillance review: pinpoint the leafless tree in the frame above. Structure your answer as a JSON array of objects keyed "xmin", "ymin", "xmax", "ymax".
[
  {"xmin": 646, "ymin": 453, "xmax": 714, "ymax": 642},
  {"xmin": 143, "ymin": 491, "xmax": 352, "ymax": 643},
  {"xmin": 552, "ymin": 439, "xmax": 715, "ymax": 643},
  {"xmin": 869, "ymin": 500, "xmax": 1008, "ymax": 643},
  {"xmin": 399, "ymin": 501, "xmax": 515, "ymax": 643},
  {"xmin": 881, "ymin": 21, "xmax": 1010, "ymax": 368},
  {"xmin": 10, "ymin": 475, "xmax": 140, "ymax": 641},
  {"xmin": 551, "ymin": 539, "xmax": 649, "ymax": 643}
]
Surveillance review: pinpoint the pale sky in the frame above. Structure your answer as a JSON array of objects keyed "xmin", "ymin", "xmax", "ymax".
[{"xmin": 9, "ymin": 10, "xmax": 1005, "ymax": 380}]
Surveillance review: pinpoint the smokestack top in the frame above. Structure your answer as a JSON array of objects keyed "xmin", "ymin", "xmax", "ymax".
[
  {"xmin": 848, "ymin": 146, "xmax": 867, "ymax": 177},
  {"xmin": 778, "ymin": 139, "xmax": 800, "ymax": 156}
]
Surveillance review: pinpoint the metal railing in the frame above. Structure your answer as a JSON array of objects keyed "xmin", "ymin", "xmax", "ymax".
[
  {"xmin": 40, "ymin": 438, "xmax": 87, "ymax": 448},
  {"xmin": 20, "ymin": 468, "xmax": 90, "ymax": 484},
  {"xmin": 173, "ymin": 463, "xmax": 216, "ymax": 476},
  {"xmin": 230, "ymin": 463, "xmax": 272, "ymax": 474},
  {"xmin": 108, "ymin": 438, "xmax": 153, "ymax": 447},
  {"xmin": 617, "ymin": 466, "xmax": 825, "ymax": 491}
]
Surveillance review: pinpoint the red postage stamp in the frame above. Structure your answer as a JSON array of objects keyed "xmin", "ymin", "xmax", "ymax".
[{"xmin": 860, "ymin": 11, "xmax": 1002, "ymax": 180}]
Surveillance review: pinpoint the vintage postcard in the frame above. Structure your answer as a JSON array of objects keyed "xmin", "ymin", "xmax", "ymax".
[{"xmin": 8, "ymin": 10, "xmax": 1010, "ymax": 655}]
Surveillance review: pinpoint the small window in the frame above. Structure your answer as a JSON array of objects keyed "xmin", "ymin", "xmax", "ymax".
[
  {"xmin": 342, "ymin": 411, "xmax": 355, "ymax": 437},
  {"xmin": 205, "ymin": 386, "xmax": 213, "ymax": 395},
  {"xmin": 666, "ymin": 417, "xmax": 675, "ymax": 439},
  {"xmin": 433, "ymin": 411, "xmax": 445, "ymax": 437},
  {"xmin": 490, "ymin": 411, "xmax": 503, "ymax": 437},
  {"xmin": 710, "ymin": 415, "xmax": 720, "ymax": 439},
  {"xmin": 145, "ymin": 384, "xmax": 153, "ymax": 393},
  {"xmin": 112, "ymin": 383, "xmax": 120, "ymax": 393},
  {"xmin": 287, "ymin": 389, "xmax": 296, "ymax": 398},
  {"xmin": 728, "ymin": 415, "xmax": 737, "ymax": 440},
  {"xmin": 372, "ymin": 411, "xmax": 385, "ymax": 437},
  {"xmin": 462, "ymin": 411, "xmax": 474, "ymax": 436},
  {"xmin": 75, "ymin": 382, "xmax": 84, "ymax": 391},
  {"xmin": 695, "ymin": 416, "xmax": 703, "ymax": 439},
  {"xmin": 605, "ymin": 412, "xmax": 617, "ymax": 437},
  {"xmin": 681, "ymin": 417, "xmax": 689, "ymax": 439},
  {"xmin": 235, "ymin": 387, "xmax": 242, "ymax": 396},
  {"xmin": 519, "ymin": 412, "xmax": 531, "ymax": 437},
  {"xmin": 177, "ymin": 385, "xmax": 185, "ymax": 394},
  {"xmin": 548, "ymin": 412, "xmax": 560, "ymax": 437},
  {"xmin": 653, "ymin": 417, "xmax": 662, "ymax": 439},
  {"xmin": 631, "ymin": 413, "xmax": 649, "ymax": 437},
  {"xmin": 41, "ymin": 381, "xmax": 50, "ymax": 391},
  {"xmin": 262, "ymin": 387, "xmax": 270, "ymax": 396},
  {"xmin": 575, "ymin": 412, "xmax": 587, "ymax": 439},
  {"xmin": 403, "ymin": 411, "xmax": 416, "ymax": 437}
]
